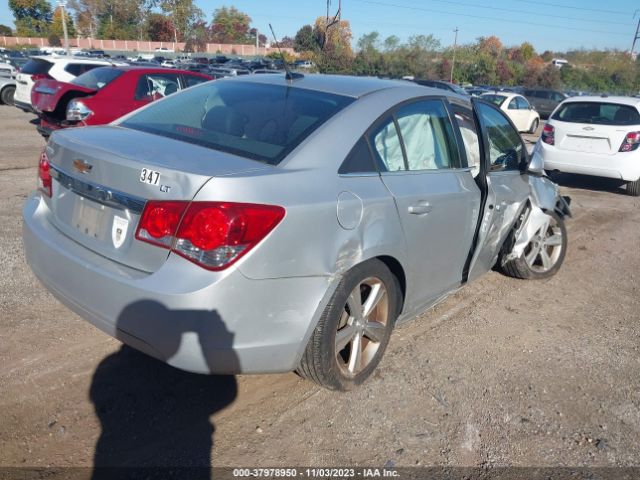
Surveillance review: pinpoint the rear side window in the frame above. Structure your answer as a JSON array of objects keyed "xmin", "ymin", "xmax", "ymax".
[
  {"xmin": 20, "ymin": 59, "xmax": 52, "ymax": 75},
  {"xmin": 64, "ymin": 63, "xmax": 102, "ymax": 77},
  {"xmin": 134, "ymin": 73, "xmax": 180, "ymax": 100},
  {"xmin": 71, "ymin": 67, "xmax": 124, "ymax": 90},
  {"xmin": 339, "ymin": 137, "xmax": 376, "ymax": 174},
  {"xmin": 551, "ymin": 102, "xmax": 640, "ymax": 126},
  {"xmin": 121, "ymin": 81, "xmax": 354, "ymax": 165}
]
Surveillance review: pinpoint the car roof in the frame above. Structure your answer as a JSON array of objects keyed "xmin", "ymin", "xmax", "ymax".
[
  {"xmin": 562, "ymin": 96, "xmax": 640, "ymax": 109},
  {"xmin": 481, "ymin": 91, "xmax": 522, "ymax": 99},
  {"xmin": 30, "ymin": 55, "xmax": 117, "ymax": 65},
  {"xmin": 224, "ymin": 73, "xmax": 421, "ymax": 98}
]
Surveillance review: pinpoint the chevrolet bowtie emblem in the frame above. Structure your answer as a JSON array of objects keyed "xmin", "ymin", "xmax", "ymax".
[{"xmin": 73, "ymin": 159, "xmax": 93, "ymax": 174}]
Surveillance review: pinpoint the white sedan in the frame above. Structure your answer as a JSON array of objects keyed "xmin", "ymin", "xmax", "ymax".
[
  {"xmin": 534, "ymin": 96, "xmax": 640, "ymax": 196},
  {"xmin": 481, "ymin": 92, "xmax": 540, "ymax": 133}
]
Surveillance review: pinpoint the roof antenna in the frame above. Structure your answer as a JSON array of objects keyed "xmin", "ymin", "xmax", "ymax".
[{"xmin": 269, "ymin": 23, "xmax": 303, "ymax": 82}]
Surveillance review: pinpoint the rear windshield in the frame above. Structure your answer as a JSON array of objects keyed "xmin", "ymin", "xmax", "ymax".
[
  {"xmin": 71, "ymin": 67, "xmax": 124, "ymax": 89},
  {"xmin": 120, "ymin": 81, "xmax": 355, "ymax": 165},
  {"xmin": 552, "ymin": 102, "xmax": 640, "ymax": 126},
  {"xmin": 20, "ymin": 58, "xmax": 52, "ymax": 75},
  {"xmin": 482, "ymin": 94, "xmax": 507, "ymax": 107}
]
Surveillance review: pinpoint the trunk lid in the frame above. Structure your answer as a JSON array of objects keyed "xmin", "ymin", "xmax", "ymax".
[
  {"xmin": 552, "ymin": 120, "xmax": 629, "ymax": 156},
  {"xmin": 45, "ymin": 126, "xmax": 270, "ymax": 273},
  {"xmin": 32, "ymin": 78, "xmax": 95, "ymax": 114}
]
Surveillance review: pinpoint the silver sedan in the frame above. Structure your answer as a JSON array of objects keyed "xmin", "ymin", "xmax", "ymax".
[{"xmin": 22, "ymin": 74, "xmax": 570, "ymax": 390}]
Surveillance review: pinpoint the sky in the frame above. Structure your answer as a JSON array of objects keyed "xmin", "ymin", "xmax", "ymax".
[{"xmin": 0, "ymin": 0, "xmax": 639, "ymax": 53}]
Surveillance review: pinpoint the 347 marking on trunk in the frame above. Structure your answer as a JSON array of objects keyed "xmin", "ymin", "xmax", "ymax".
[{"xmin": 139, "ymin": 168, "xmax": 160, "ymax": 186}]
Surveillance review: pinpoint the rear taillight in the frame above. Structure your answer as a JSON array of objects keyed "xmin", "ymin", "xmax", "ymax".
[
  {"xmin": 38, "ymin": 149, "xmax": 52, "ymax": 197},
  {"xmin": 619, "ymin": 132, "xmax": 640, "ymax": 152},
  {"xmin": 31, "ymin": 73, "xmax": 50, "ymax": 82},
  {"xmin": 541, "ymin": 123, "xmax": 555, "ymax": 145},
  {"xmin": 135, "ymin": 201, "xmax": 285, "ymax": 270}
]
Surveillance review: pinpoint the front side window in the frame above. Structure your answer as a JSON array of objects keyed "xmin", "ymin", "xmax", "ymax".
[
  {"xmin": 452, "ymin": 106, "xmax": 481, "ymax": 177},
  {"xmin": 121, "ymin": 81, "xmax": 354, "ymax": 165},
  {"xmin": 395, "ymin": 100, "xmax": 459, "ymax": 171},
  {"xmin": 475, "ymin": 102, "xmax": 525, "ymax": 172}
]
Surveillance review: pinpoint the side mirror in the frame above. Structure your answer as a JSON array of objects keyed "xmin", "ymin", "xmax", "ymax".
[{"xmin": 526, "ymin": 148, "xmax": 544, "ymax": 175}]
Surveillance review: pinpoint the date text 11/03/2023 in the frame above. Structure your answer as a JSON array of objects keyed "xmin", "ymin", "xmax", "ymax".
[{"xmin": 232, "ymin": 468, "xmax": 400, "ymax": 478}]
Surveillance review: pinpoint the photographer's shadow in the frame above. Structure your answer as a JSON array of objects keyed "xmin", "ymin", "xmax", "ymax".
[{"xmin": 90, "ymin": 300, "xmax": 239, "ymax": 479}]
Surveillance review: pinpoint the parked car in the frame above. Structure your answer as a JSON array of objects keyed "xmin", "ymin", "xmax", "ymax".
[
  {"xmin": 31, "ymin": 66, "xmax": 212, "ymax": 137},
  {"xmin": 0, "ymin": 77, "xmax": 16, "ymax": 105},
  {"xmin": 480, "ymin": 92, "xmax": 540, "ymax": 133},
  {"xmin": 411, "ymin": 79, "xmax": 469, "ymax": 96},
  {"xmin": 535, "ymin": 96, "xmax": 640, "ymax": 195},
  {"xmin": 23, "ymin": 75, "xmax": 570, "ymax": 390},
  {"xmin": 14, "ymin": 56, "xmax": 117, "ymax": 112},
  {"xmin": 523, "ymin": 88, "xmax": 568, "ymax": 118},
  {"xmin": 0, "ymin": 61, "xmax": 17, "ymax": 78}
]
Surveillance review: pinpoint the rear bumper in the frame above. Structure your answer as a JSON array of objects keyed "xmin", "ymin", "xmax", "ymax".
[
  {"xmin": 538, "ymin": 142, "xmax": 640, "ymax": 182},
  {"xmin": 22, "ymin": 193, "xmax": 337, "ymax": 374}
]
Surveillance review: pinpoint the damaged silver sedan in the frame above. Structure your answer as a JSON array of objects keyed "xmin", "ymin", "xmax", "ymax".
[{"xmin": 22, "ymin": 74, "xmax": 570, "ymax": 390}]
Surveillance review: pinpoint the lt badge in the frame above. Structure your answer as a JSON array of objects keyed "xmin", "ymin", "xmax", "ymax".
[{"xmin": 112, "ymin": 215, "xmax": 129, "ymax": 249}]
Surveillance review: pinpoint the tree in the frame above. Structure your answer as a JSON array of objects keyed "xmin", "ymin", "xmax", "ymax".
[
  {"xmin": 49, "ymin": 6, "xmax": 77, "ymax": 39},
  {"xmin": 47, "ymin": 32, "xmax": 61, "ymax": 46},
  {"xmin": 478, "ymin": 35, "xmax": 503, "ymax": 57},
  {"xmin": 184, "ymin": 19, "xmax": 208, "ymax": 52},
  {"xmin": 209, "ymin": 6, "xmax": 251, "ymax": 44},
  {"xmin": 159, "ymin": 0, "xmax": 203, "ymax": 43},
  {"xmin": 0, "ymin": 25, "xmax": 13, "ymax": 36},
  {"xmin": 293, "ymin": 25, "xmax": 318, "ymax": 53},
  {"xmin": 383, "ymin": 35, "xmax": 400, "ymax": 51},
  {"xmin": 313, "ymin": 16, "xmax": 354, "ymax": 73},
  {"xmin": 9, "ymin": 0, "xmax": 52, "ymax": 37},
  {"xmin": 68, "ymin": 0, "xmax": 100, "ymax": 38},
  {"xmin": 146, "ymin": 13, "xmax": 174, "ymax": 42}
]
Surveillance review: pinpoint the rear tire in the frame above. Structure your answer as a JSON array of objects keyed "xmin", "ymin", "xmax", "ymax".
[
  {"xmin": 626, "ymin": 179, "xmax": 640, "ymax": 197},
  {"xmin": 0, "ymin": 85, "xmax": 15, "ymax": 106},
  {"xmin": 297, "ymin": 259, "xmax": 400, "ymax": 391},
  {"xmin": 502, "ymin": 210, "xmax": 567, "ymax": 280},
  {"xmin": 528, "ymin": 118, "xmax": 539, "ymax": 134}
]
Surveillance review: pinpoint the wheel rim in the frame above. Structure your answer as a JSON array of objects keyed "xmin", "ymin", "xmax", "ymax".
[
  {"xmin": 524, "ymin": 215, "xmax": 563, "ymax": 273},
  {"xmin": 335, "ymin": 277, "xmax": 389, "ymax": 377}
]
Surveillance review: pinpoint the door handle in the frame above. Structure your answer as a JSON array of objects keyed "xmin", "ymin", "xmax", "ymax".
[{"xmin": 408, "ymin": 201, "xmax": 432, "ymax": 215}]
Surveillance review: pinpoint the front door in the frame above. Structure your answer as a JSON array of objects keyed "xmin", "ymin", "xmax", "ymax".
[
  {"xmin": 467, "ymin": 100, "xmax": 530, "ymax": 281},
  {"xmin": 370, "ymin": 99, "xmax": 481, "ymax": 309}
]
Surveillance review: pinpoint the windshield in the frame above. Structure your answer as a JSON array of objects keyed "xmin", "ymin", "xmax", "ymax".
[
  {"xmin": 120, "ymin": 80, "xmax": 355, "ymax": 165},
  {"xmin": 71, "ymin": 67, "xmax": 124, "ymax": 90},
  {"xmin": 552, "ymin": 102, "xmax": 640, "ymax": 126},
  {"xmin": 482, "ymin": 94, "xmax": 507, "ymax": 107}
]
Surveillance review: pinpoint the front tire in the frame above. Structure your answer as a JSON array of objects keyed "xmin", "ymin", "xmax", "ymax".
[
  {"xmin": 1, "ymin": 85, "xmax": 15, "ymax": 106},
  {"xmin": 502, "ymin": 211, "xmax": 567, "ymax": 280},
  {"xmin": 298, "ymin": 259, "xmax": 400, "ymax": 390},
  {"xmin": 528, "ymin": 118, "xmax": 539, "ymax": 134},
  {"xmin": 626, "ymin": 179, "xmax": 640, "ymax": 196}
]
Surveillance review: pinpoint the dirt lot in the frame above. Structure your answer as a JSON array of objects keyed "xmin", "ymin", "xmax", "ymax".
[{"xmin": 0, "ymin": 105, "xmax": 639, "ymax": 473}]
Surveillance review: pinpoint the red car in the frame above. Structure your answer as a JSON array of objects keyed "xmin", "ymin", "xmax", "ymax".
[{"xmin": 31, "ymin": 66, "xmax": 212, "ymax": 137}]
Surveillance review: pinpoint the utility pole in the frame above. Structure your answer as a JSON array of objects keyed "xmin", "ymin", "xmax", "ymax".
[
  {"xmin": 631, "ymin": 11, "xmax": 640, "ymax": 60},
  {"xmin": 450, "ymin": 27, "xmax": 458, "ymax": 83},
  {"xmin": 58, "ymin": 0, "xmax": 69, "ymax": 54}
]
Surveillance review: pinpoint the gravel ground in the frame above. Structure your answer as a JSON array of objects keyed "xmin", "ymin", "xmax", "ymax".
[{"xmin": 0, "ymin": 105, "xmax": 639, "ymax": 473}]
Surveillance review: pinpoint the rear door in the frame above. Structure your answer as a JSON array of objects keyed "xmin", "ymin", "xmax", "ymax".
[
  {"xmin": 467, "ymin": 100, "xmax": 530, "ymax": 281},
  {"xmin": 372, "ymin": 99, "xmax": 481, "ymax": 306}
]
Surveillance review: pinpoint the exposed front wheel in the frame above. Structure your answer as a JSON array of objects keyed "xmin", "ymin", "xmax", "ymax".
[
  {"xmin": 528, "ymin": 118, "xmax": 539, "ymax": 134},
  {"xmin": 298, "ymin": 259, "xmax": 400, "ymax": 390},
  {"xmin": 502, "ymin": 211, "xmax": 567, "ymax": 280},
  {"xmin": 626, "ymin": 179, "xmax": 640, "ymax": 196}
]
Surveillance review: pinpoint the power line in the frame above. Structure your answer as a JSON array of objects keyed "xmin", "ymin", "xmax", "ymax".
[
  {"xmin": 403, "ymin": 0, "xmax": 632, "ymax": 26},
  {"xmin": 354, "ymin": 0, "xmax": 630, "ymax": 37},
  {"xmin": 510, "ymin": 0, "xmax": 628, "ymax": 16}
]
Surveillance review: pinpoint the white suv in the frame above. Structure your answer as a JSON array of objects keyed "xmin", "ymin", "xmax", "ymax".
[
  {"xmin": 14, "ymin": 56, "xmax": 115, "ymax": 112},
  {"xmin": 535, "ymin": 96, "xmax": 640, "ymax": 195}
]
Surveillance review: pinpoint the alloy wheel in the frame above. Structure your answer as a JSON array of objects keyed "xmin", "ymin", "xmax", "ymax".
[{"xmin": 524, "ymin": 215, "xmax": 563, "ymax": 273}]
